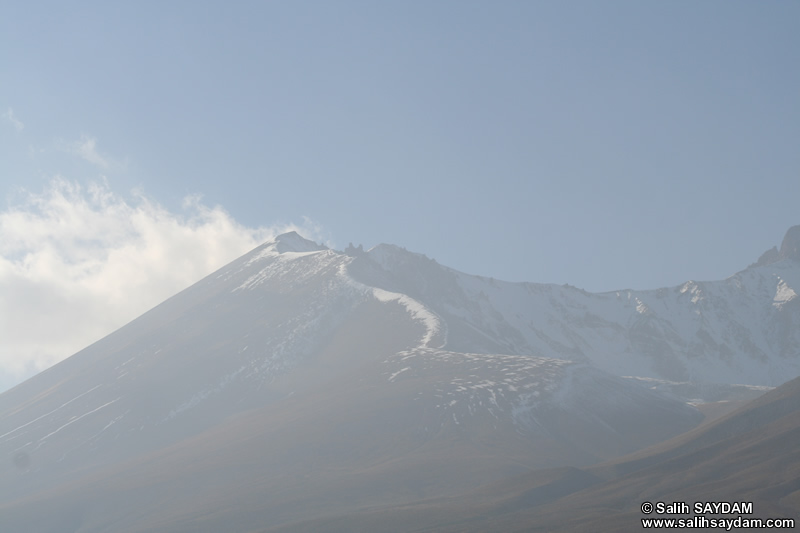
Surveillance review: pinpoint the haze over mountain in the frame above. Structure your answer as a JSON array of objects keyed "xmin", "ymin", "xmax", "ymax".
[{"xmin": 1, "ymin": 227, "xmax": 798, "ymax": 532}]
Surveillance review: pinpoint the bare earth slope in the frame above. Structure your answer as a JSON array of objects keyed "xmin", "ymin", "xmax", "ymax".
[{"xmin": 279, "ymin": 377, "xmax": 800, "ymax": 532}]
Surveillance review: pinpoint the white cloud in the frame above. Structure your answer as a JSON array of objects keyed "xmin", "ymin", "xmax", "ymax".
[
  {"xmin": 0, "ymin": 178, "xmax": 323, "ymax": 391},
  {"xmin": 3, "ymin": 107, "xmax": 24, "ymax": 131},
  {"xmin": 63, "ymin": 135, "xmax": 109, "ymax": 168}
]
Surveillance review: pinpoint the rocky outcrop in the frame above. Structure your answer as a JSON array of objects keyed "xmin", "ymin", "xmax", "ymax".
[{"xmin": 780, "ymin": 225, "xmax": 800, "ymax": 261}]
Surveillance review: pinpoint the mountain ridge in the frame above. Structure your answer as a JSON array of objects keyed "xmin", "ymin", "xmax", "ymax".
[{"xmin": 347, "ymin": 226, "xmax": 800, "ymax": 386}]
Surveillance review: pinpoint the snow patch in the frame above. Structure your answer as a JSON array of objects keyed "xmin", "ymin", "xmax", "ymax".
[{"xmin": 773, "ymin": 278, "xmax": 797, "ymax": 308}]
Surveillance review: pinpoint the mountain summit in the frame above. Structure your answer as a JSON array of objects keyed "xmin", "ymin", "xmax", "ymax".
[
  {"xmin": 753, "ymin": 225, "xmax": 800, "ymax": 266},
  {"xmin": 780, "ymin": 225, "xmax": 800, "ymax": 261},
  {"xmin": 271, "ymin": 231, "xmax": 328, "ymax": 253}
]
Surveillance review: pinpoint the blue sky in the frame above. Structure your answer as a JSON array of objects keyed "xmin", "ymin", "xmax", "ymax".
[{"xmin": 1, "ymin": 1, "xmax": 798, "ymax": 390}]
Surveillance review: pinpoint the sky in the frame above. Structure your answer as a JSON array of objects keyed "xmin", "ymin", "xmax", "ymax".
[{"xmin": 1, "ymin": 1, "xmax": 798, "ymax": 392}]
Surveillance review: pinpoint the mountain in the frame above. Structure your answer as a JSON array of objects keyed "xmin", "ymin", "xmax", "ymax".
[{"xmin": 1, "ymin": 227, "xmax": 798, "ymax": 532}]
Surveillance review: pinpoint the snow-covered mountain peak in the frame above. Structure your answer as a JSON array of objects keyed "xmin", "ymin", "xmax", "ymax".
[{"xmin": 270, "ymin": 231, "xmax": 328, "ymax": 254}]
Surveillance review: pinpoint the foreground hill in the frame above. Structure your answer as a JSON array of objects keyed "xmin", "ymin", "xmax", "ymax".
[{"xmin": 265, "ymin": 376, "xmax": 800, "ymax": 532}]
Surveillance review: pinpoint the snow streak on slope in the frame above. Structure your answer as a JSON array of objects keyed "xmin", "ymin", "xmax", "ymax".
[
  {"xmin": 0, "ymin": 384, "xmax": 102, "ymax": 441},
  {"xmin": 338, "ymin": 257, "xmax": 445, "ymax": 349},
  {"xmin": 370, "ymin": 289, "xmax": 443, "ymax": 348}
]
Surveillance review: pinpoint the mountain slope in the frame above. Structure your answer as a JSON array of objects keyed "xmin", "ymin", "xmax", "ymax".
[{"xmin": 266, "ymin": 376, "xmax": 800, "ymax": 532}]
